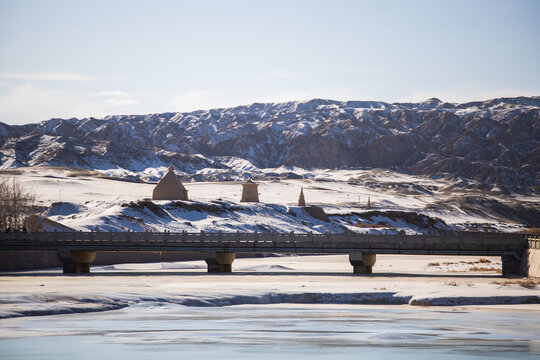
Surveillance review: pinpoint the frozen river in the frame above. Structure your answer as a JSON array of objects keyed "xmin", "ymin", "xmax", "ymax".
[
  {"xmin": 1, "ymin": 303, "xmax": 539, "ymax": 359},
  {"xmin": 1, "ymin": 255, "xmax": 539, "ymax": 359}
]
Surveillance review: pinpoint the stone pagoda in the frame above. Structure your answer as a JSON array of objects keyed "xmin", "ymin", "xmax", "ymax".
[
  {"xmin": 152, "ymin": 166, "xmax": 188, "ymax": 200},
  {"xmin": 298, "ymin": 187, "xmax": 306, "ymax": 206},
  {"xmin": 240, "ymin": 179, "xmax": 259, "ymax": 202}
]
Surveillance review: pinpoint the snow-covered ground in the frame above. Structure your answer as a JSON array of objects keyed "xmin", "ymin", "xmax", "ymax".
[
  {"xmin": 1, "ymin": 254, "xmax": 538, "ymax": 320},
  {"xmin": 4, "ymin": 166, "xmax": 536, "ymax": 233}
]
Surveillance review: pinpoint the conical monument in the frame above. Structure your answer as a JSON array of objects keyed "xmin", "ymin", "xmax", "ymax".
[
  {"xmin": 366, "ymin": 195, "xmax": 371, "ymax": 210},
  {"xmin": 298, "ymin": 187, "xmax": 306, "ymax": 207},
  {"xmin": 152, "ymin": 166, "xmax": 188, "ymax": 200},
  {"xmin": 240, "ymin": 179, "xmax": 259, "ymax": 202}
]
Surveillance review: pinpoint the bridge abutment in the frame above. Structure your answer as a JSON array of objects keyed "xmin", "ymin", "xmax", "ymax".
[
  {"xmin": 205, "ymin": 252, "xmax": 235, "ymax": 273},
  {"xmin": 527, "ymin": 248, "xmax": 540, "ymax": 277},
  {"xmin": 57, "ymin": 250, "xmax": 96, "ymax": 274},
  {"xmin": 349, "ymin": 252, "xmax": 376, "ymax": 274},
  {"xmin": 502, "ymin": 249, "xmax": 540, "ymax": 277}
]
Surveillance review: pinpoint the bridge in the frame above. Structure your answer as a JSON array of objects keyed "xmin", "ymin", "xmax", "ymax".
[{"xmin": 1, "ymin": 231, "xmax": 538, "ymax": 276}]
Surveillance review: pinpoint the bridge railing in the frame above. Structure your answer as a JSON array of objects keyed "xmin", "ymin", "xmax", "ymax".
[
  {"xmin": 529, "ymin": 236, "xmax": 540, "ymax": 249},
  {"xmin": 0, "ymin": 231, "xmax": 531, "ymax": 251}
]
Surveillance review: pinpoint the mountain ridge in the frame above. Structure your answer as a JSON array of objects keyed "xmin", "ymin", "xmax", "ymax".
[{"xmin": 1, "ymin": 97, "xmax": 539, "ymax": 191}]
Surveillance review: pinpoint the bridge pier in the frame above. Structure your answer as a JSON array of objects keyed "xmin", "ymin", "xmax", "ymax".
[
  {"xmin": 57, "ymin": 250, "xmax": 96, "ymax": 274},
  {"xmin": 204, "ymin": 252, "xmax": 235, "ymax": 273},
  {"xmin": 502, "ymin": 251, "xmax": 527, "ymax": 277},
  {"xmin": 349, "ymin": 252, "xmax": 376, "ymax": 274}
]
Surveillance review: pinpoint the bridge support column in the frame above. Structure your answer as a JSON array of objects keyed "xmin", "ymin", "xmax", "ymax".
[
  {"xmin": 349, "ymin": 252, "xmax": 376, "ymax": 274},
  {"xmin": 502, "ymin": 251, "xmax": 527, "ymax": 277},
  {"xmin": 205, "ymin": 252, "xmax": 235, "ymax": 273},
  {"xmin": 57, "ymin": 250, "xmax": 96, "ymax": 274}
]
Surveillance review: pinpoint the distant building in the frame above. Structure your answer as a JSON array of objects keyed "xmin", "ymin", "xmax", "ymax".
[
  {"xmin": 298, "ymin": 187, "xmax": 306, "ymax": 206},
  {"xmin": 152, "ymin": 166, "xmax": 188, "ymax": 200},
  {"xmin": 240, "ymin": 179, "xmax": 259, "ymax": 202}
]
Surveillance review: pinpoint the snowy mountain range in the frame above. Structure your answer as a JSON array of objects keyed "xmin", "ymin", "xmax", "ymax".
[{"xmin": 1, "ymin": 97, "xmax": 539, "ymax": 191}]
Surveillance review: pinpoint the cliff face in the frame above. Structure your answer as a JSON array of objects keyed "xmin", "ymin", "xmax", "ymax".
[{"xmin": 1, "ymin": 97, "xmax": 539, "ymax": 189}]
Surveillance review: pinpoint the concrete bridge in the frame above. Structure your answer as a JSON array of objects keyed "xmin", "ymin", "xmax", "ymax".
[{"xmin": 1, "ymin": 231, "xmax": 538, "ymax": 277}]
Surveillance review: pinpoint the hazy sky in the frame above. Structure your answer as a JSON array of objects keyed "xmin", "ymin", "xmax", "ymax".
[{"xmin": 1, "ymin": 0, "xmax": 539, "ymax": 125}]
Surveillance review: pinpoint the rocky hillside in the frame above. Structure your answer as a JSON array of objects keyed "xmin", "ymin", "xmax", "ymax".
[{"xmin": 1, "ymin": 97, "xmax": 539, "ymax": 191}]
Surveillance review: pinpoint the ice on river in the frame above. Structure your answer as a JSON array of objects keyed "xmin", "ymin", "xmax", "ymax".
[
  {"xmin": 1, "ymin": 255, "xmax": 539, "ymax": 359},
  {"xmin": 1, "ymin": 303, "xmax": 540, "ymax": 360}
]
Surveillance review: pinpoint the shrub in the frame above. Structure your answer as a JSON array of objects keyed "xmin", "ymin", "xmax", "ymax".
[
  {"xmin": 469, "ymin": 266, "xmax": 501, "ymax": 273},
  {"xmin": 0, "ymin": 176, "xmax": 37, "ymax": 231}
]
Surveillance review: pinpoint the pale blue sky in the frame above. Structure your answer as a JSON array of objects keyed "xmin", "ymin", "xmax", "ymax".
[{"xmin": 1, "ymin": 0, "xmax": 539, "ymax": 124}]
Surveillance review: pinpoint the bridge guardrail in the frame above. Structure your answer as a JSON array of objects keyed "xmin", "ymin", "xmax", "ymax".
[
  {"xmin": 0, "ymin": 231, "xmax": 531, "ymax": 253},
  {"xmin": 528, "ymin": 236, "xmax": 540, "ymax": 249}
]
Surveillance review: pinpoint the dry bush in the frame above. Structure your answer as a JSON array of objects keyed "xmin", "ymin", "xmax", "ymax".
[
  {"xmin": 492, "ymin": 279, "xmax": 539, "ymax": 288},
  {"xmin": 517, "ymin": 279, "xmax": 539, "ymax": 288},
  {"xmin": 427, "ymin": 262, "xmax": 440, "ymax": 267},
  {"xmin": 444, "ymin": 280, "xmax": 458, "ymax": 286},
  {"xmin": 469, "ymin": 266, "xmax": 501, "ymax": 273},
  {"xmin": 0, "ymin": 176, "xmax": 37, "ymax": 231},
  {"xmin": 477, "ymin": 258, "xmax": 491, "ymax": 264}
]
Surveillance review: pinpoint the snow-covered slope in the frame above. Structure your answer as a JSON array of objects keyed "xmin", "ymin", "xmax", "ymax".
[
  {"xmin": 9, "ymin": 167, "xmax": 539, "ymax": 233},
  {"xmin": 1, "ymin": 97, "xmax": 539, "ymax": 190}
]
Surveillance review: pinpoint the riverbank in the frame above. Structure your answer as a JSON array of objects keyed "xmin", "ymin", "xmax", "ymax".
[{"xmin": 1, "ymin": 255, "xmax": 538, "ymax": 320}]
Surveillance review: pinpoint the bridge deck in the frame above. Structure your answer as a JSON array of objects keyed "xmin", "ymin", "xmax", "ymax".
[{"xmin": 0, "ymin": 231, "xmax": 530, "ymax": 256}]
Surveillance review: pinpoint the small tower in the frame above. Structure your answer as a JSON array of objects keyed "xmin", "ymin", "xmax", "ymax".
[
  {"xmin": 152, "ymin": 166, "xmax": 188, "ymax": 200},
  {"xmin": 298, "ymin": 187, "xmax": 306, "ymax": 207},
  {"xmin": 366, "ymin": 195, "xmax": 372, "ymax": 210},
  {"xmin": 240, "ymin": 179, "xmax": 259, "ymax": 202}
]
